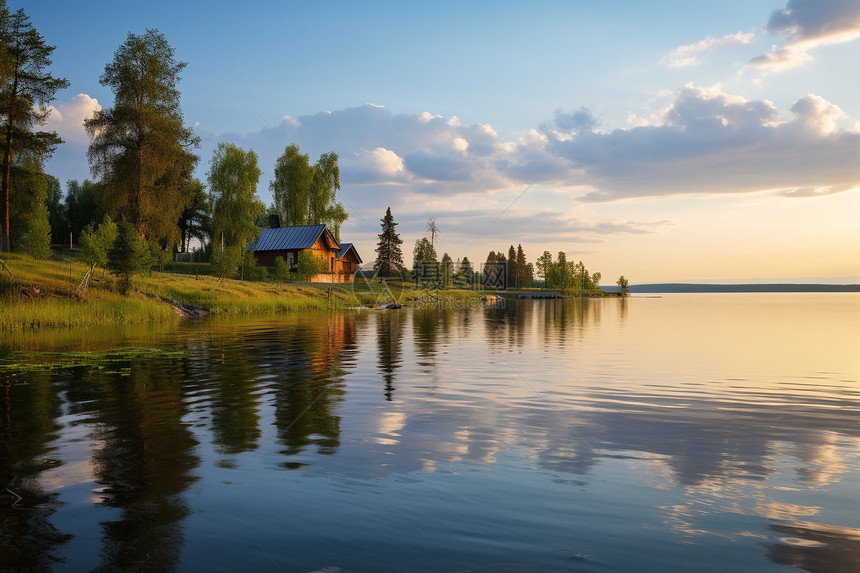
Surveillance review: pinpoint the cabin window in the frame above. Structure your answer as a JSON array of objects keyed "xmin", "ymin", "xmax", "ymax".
[{"xmin": 330, "ymin": 257, "xmax": 334, "ymax": 271}]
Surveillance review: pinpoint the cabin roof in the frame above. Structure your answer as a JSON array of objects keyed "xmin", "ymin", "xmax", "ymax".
[
  {"xmin": 337, "ymin": 243, "xmax": 363, "ymax": 264},
  {"xmin": 249, "ymin": 224, "xmax": 333, "ymax": 252}
]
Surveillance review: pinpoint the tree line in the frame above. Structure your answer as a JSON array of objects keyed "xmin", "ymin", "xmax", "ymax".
[
  {"xmin": 374, "ymin": 208, "xmax": 628, "ymax": 293},
  {"xmin": 0, "ymin": 6, "xmax": 347, "ymax": 287}
]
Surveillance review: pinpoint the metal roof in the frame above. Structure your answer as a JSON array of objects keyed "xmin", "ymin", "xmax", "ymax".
[
  {"xmin": 250, "ymin": 224, "xmax": 329, "ymax": 252},
  {"xmin": 337, "ymin": 243, "xmax": 363, "ymax": 264}
]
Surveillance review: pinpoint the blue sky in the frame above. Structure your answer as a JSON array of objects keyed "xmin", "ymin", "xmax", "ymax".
[{"xmin": 28, "ymin": 0, "xmax": 860, "ymax": 282}]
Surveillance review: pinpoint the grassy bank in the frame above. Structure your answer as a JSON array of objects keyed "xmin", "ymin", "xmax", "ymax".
[{"xmin": 0, "ymin": 253, "xmax": 350, "ymax": 331}]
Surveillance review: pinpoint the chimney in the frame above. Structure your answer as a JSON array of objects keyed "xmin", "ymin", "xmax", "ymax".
[{"xmin": 269, "ymin": 214, "xmax": 280, "ymax": 228}]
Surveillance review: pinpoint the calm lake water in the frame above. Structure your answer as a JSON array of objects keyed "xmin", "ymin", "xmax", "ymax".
[{"xmin": 1, "ymin": 294, "xmax": 859, "ymax": 572}]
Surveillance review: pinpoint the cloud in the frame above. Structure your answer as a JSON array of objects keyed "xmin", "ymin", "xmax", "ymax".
[
  {"xmin": 44, "ymin": 93, "xmax": 101, "ymax": 145},
  {"xmin": 342, "ymin": 147, "xmax": 406, "ymax": 184},
  {"xmin": 550, "ymin": 85, "xmax": 860, "ymax": 202},
  {"xmin": 196, "ymin": 89, "xmax": 859, "ymax": 211},
  {"xmin": 750, "ymin": 0, "xmax": 860, "ymax": 71},
  {"xmin": 664, "ymin": 32, "xmax": 755, "ymax": 67}
]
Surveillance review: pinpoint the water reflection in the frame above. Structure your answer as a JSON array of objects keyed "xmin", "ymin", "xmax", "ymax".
[
  {"xmin": 70, "ymin": 351, "xmax": 198, "ymax": 571},
  {"xmin": 0, "ymin": 371, "xmax": 70, "ymax": 570},
  {"xmin": 767, "ymin": 521, "xmax": 860, "ymax": 573},
  {"xmin": 376, "ymin": 311, "xmax": 405, "ymax": 400},
  {"xmin": 0, "ymin": 295, "xmax": 858, "ymax": 572}
]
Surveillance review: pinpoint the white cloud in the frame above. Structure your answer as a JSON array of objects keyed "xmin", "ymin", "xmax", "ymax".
[
  {"xmin": 664, "ymin": 32, "xmax": 755, "ymax": 67},
  {"xmin": 750, "ymin": 0, "xmax": 860, "ymax": 71},
  {"xmin": 44, "ymin": 93, "xmax": 101, "ymax": 144},
  {"xmin": 196, "ymin": 89, "xmax": 859, "ymax": 215},
  {"xmin": 790, "ymin": 95, "xmax": 848, "ymax": 135},
  {"xmin": 343, "ymin": 147, "xmax": 406, "ymax": 184},
  {"xmin": 546, "ymin": 85, "xmax": 860, "ymax": 202}
]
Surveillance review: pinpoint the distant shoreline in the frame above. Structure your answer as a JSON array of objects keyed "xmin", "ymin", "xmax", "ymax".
[{"xmin": 603, "ymin": 284, "xmax": 860, "ymax": 293}]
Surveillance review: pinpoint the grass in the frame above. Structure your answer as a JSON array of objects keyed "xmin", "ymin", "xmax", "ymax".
[
  {"xmin": 0, "ymin": 253, "xmax": 538, "ymax": 332},
  {"xmin": 0, "ymin": 253, "xmax": 350, "ymax": 332}
]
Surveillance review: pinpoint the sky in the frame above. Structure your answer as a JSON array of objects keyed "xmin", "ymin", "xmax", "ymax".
[{"xmin": 25, "ymin": 0, "xmax": 860, "ymax": 283}]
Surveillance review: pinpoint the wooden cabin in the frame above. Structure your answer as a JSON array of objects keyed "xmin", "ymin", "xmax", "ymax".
[{"xmin": 248, "ymin": 218, "xmax": 362, "ymax": 283}]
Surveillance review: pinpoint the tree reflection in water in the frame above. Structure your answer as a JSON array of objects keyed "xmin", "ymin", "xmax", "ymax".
[
  {"xmin": 81, "ymin": 353, "xmax": 198, "ymax": 571},
  {"xmin": 0, "ymin": 371, "xmax": 70, "ymax": 570}
]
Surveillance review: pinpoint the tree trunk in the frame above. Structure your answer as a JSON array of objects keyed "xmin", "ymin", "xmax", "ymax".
[{"xmin": 1, "ymin": 148, "xmax": 10, "ymax": 252}]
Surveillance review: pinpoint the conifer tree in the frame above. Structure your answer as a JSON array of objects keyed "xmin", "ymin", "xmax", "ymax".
[
  {"xmin": 374, "ymin": 206, "xmax": 404, "ymax": 277},
  {"xmin": 0, "ymin": 5, "xmax": 68, "ymax": 251},
  {"xmin": 86, "ymin": 29, "xmax": 198, "ymax": 248}
]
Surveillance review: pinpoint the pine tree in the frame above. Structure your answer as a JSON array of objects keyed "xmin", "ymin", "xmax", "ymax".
[
  {"xmin": 374, "ymin": 207, "xmax": 404, "ymax": 277},
  {"xmin": 516, "ymin": 244, "xmax": 530, "ymax": 287},
  {"xmin": 85, "ymin": 29, "xmax": 199, "ymax": 248},
  {"xmin": 0, "ymin": 5, "xmax": 69, "ymax": 251}
]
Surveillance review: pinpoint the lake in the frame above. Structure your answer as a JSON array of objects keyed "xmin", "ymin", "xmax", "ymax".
[{"xmin": 1, "ymin": 294, "xmax": 859, "ymax": 572}]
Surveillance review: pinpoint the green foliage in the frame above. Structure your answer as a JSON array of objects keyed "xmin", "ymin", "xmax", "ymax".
[
  {"xmin": 272, "ymin": 144, "xmax": 313, "ymax": 226},
  {"xmin": 9, "ymin": 160, "xmax": 52, "ymax": 259},
  {"xmin": 149, "ymin": 242, "xmax": 173, "ymax": 272},
  {"xmin": 108, "ymin": 220, "xmax": 152, "ymax": 293},
  {"xmin": 271, "ymin": 144, "xmax": 348, "ymax": 233},
  {"xmin": 617, "ymin": 275, "xmax": 629, "ymax": 295},
  {"xmin": 273, "ymin": 255, "xmax": 291, "ymax": 284},
  {"xmin": 537, "ymin": 251, "xmax": 553, "ymax": 284},
  {"xmin": 177, "ymin": 178, "xmax": 209, "ymax": 252},
  {"xmin": 440, "ymin": 252, "xmax": 453, "ymax": 288},
  {"xmin": 374, "ymin": 207, "xmax": 404, "ymax": 277},
  {"xmin": 20, "ymin": 198, "xmax": 51, "ymax": 259},
  {"xmin": 455, "ymin": 256, "xmax": 474, "ymax": 286},
  {"xmin": 296, "ymin": 249, "xmax": 327, "ymax": 282},
  {"xmin": 241, "ymin": 250, "xmax": 267, "ymax": 281},
  {"xmin": 85, "ymin": 28, "xmax": 199, "ymax": 248},
  {"xmin": 412, "ymin": 237, "xmax": 438, "ymax": 285},
  {"xmin": 64, "ymin": 179, "xmax": 103, "ymax": 245},
  {"xmin": 79, "ymin": 214, "xmax": 118, "ymax": 272},
  {"xmin": 0, "ymin": 5, "xmax": 69, "ymax": 252},
  {"xmin": 208, "ymin": 142, "xmax": 264, "ymax": 250},
  {"xmin": 210, "ymin": 244, "xmax": 243, "ymax": 281},
  {"xmin": 45, "ymin": 174, "xmax": 64, "ymax": 244},
  {"xmin": 516, "ymin": 244, "xmax": 532, "ymax": 287}
]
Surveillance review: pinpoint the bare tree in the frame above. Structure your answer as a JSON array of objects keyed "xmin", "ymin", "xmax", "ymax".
[{"xmin": 426, "ymin": 218, "xmax": 439, "ymax": 248}]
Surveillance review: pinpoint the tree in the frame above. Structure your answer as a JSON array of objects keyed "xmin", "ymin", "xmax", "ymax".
[
  {"xmin": 516, "ymin": 244, "xmax": 531, "ymax": 287},
  {"xmin": 458, "ymin": 256, "xmax": 474, "ymax": 286},
  {"xmin": 374, "ymin": 207, "xmax": 404, "ymax": 277},
  {"xmin": 537, "ymin": 250, "xmax": 553, "ymax": 287},
  {"xmin": 310, "ymin": 151, "xmax": 340, "ymax": 225},
  {"xmin": 208, "ymin": 143, "xmax": 263, "ymax": 250},
  {"xmin": 440, "ymin": 252, "xmax": 453, "ymax": 288},
  {"xmin": 273, "ymin": 255, "xmax": 290, "ymax": 285},
  {"xmin": 11, "ymin": 161, "xmax": 51, "ymax": 259},
  {"xmin": 412, "ymin": 237, "xmax": 438, "ymax": 286},
  {"xmin": 426, "ymin": 218, "xmax": 439, "ymax": 248},
  {"xmin": 176, "ymin": 178, "xmax": 209, "ymax": 253},
  {"xmin": 547, "ymin": 251, "xmax": 570, "ymax": 291},
  {"xmin": 45, "ymin": 173, "xmax": 63, "ymax": 244},
  {"xmin": 591, "ymin": 271, "xmax": 601, "ymax": 291},
  {"xmin": 0, "ymin": 5, "xmax": 69, "ymax": 251},
  {"xmin": 271, "ymin": 144, "xmax": 312, "ymax": 226},
  {"xmin": 79, "ymin": 214, "xmax": 117, "ymax": 275},
  {"xmin": 85, "ymin": 29, "xmax": 199, "ymax": 248},
  {"xmin": 507, "ymin": 245, "xmax": 517, "ymax": 288},
  {"xmin": 296, "ymin": 249, "xmax": 326, "ymax": 283},
  {"xmin": 210, "ymin": 242, "xmax": 242, "ymax": 281},
  {"xmin": 63, "ymin": 179, "xmax": 103, "ymax": 246},
  {"xmin": 271, "ymin": 144, "xmax": 348, "ymax": 233},
  {"xmin": 617, "ymin": 275, "xmax": 629, "ymax": 296},
  {"xmin": 108, "ymin": 219, "xmax": 152, "ymax": 293}
]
